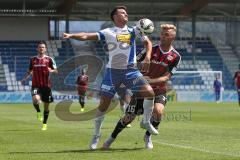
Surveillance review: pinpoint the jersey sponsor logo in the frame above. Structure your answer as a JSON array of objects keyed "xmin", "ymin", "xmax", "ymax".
[
  {"xmin": 34, "ymin": 64, "xmax": 47, "ymax": 67},
  {"xmin": 104, "ymin": 42, "xmax": 131, "ymax": 52},
  {"xmin": 116, "ymin": 34, "xmax": 131, "ymax": 45},
  {"xmin": 151, "ymin": 60, "xmax": 168, "ymax": 67}
]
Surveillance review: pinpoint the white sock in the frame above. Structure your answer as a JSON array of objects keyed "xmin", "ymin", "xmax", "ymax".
[
  {"xmin": 94, "ymin": 109, "xmax": 105, "ymax": 136},
  {"xmin": 143, "ymin": 99, "xmax": 154, "ymax": 124},
  {"xmin": 123, "ymin": 102, "xmax": 129, "ymax": 113},
  {"xmin": 120, "ymin": 101, "xmax": 128, "ymax": 114}
]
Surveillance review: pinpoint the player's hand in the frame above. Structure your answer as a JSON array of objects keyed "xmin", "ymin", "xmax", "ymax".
[
  {"xmin": 141, "ymin": 57, "xmax": 150, "ymax": 73},
  {"xmin": 144, "ymin": 76, "xmax": 159, "ymax": 84},
  {"xmin": 143, "ymin": 76, "xmax": 155, "ymax": 84},
  {"xmin": 63, "ymin": 33, "xmax": 71, "ymax": 39},
  {"xmin": 144, "ymin": 76, "xmax": 151, "ymax": 82},
  {"xmin": 48, "ymin": 67, "xmax": 54, "ymax": 73}
]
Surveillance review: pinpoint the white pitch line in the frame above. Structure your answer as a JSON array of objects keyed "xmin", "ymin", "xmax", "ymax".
[{"xmin": 153, "ymin": 140, "xmax": 240, "ymax": 158}]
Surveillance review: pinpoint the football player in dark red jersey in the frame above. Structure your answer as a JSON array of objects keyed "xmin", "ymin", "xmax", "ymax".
[
  {"xmin": 76, "ymin": 68, "xmax": 89, "ymax": 112},
  {"xmin": 103, "ymin": 24, "xmax": 181, "ymax": 149},
  {"xmin": 21, "ymin": 41, "xmax": 58, "ymax": 131},
  {"xmin": 234, "ymin": 64, "xmax": 240, "ymax": 106}
]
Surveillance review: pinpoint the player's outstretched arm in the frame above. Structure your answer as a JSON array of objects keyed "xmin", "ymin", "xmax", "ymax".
[
  {"xmin": 63, "ymin": 32, "xmax": 98, "ymax": 41},
  {"xmin": 48, "ymin": 67, "xmax": 58, "ymax": 74},
  {"xmin": 141, "ymin": 37, "xmax": 152, "ymax": 73}
]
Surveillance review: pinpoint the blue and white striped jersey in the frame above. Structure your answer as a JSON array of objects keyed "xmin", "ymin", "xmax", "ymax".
[{"xmin": 97, "ymin": 25, "xmax": 147, "ymax": 69}]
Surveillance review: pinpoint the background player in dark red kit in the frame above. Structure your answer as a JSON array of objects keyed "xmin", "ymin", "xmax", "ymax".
[
  {"xmin": 76, "ymin": 68, "xmax": 89, "ymax": 112},
  {"xmin": 103, "ymin": 24, "xmax": 181, "ymax": 149},
  {"xmin": 21, "ymin": 41, "xmax": 58, "ymax": 131},
  {"xmin": 234, "ymin": 64, "xmax": 240, "ymax": 107}
]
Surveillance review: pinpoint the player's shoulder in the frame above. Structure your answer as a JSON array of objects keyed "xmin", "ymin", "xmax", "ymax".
[
  {"xmin": 44, "ymin": 55, "xmax": 55, "ymax": 61},
  {"xmin": 29, "ymin": 56, "xmax": 39, "ymax": 62},
  {"xmin": 43, "ymin": 55, "xmax": 52, "ymax": 58},
  {"xmin": 171, "ymin": 47, "xmax": 181, "ymax": 58},
  {"xmin": 153, "ymin": 44, "xmax": 159, "ymax": 50},
  {"xmin": 100, "ymin": 27, "xmax": 115, "ymax": 34},
  {"xmin": 127, "ymin": 26, "xmax": 135, "ymax": 32},
  {"xmin": 30, "ymin": 55, "xmax": 38, "ymax": 59},
  {"xmin": 171, "ymin": 47, "xmax": 180, "ymax": 55}
]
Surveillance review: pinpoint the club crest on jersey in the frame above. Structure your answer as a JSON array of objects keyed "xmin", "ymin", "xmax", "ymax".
[
  {"xmin": 116, "ymin": 34, "xmax": 132, "ymax": 45},
  {"xmin": 167, "ymin": 55, "xmax": 173, "ymax": 61}
]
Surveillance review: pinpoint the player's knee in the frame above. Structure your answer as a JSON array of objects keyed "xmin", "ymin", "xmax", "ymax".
[
  {"xmin": 33, "ymin": 99, "xmax": 40, "ymax": 105},
  {"xmin": 146, "ymin": 89, "xmax": 155, "ymax": 98},
  {"xmin": 140, "ymin": 85, "xmax": 155, "ymax": 98},
  {"xmin": 152, "ymin": 109, "xmax": 164, "ymax": 121},
  {"xmin": 32, "ymin": 95, "xmax": 41, "ymax": 104},
  {"xmin": 145, "ymin": 84, "xmax": 154, "ymax": 94},
  {"xmin": 154, "ymin": 102, "xmax": 164, "ymax": 112},
  {"xmin": 155, "ymin": 108, "xmax": 164, "ymax": 115},
  {"xmin": 98, "ymin": 96, "xmax": 112, "ymax": 112},
  {"xmin": 98, "ymin": 105, "xmax": 108, "ymax": 112}
]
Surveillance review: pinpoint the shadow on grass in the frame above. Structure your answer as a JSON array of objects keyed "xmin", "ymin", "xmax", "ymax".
[
  {"xmin": 0, "ymin": 129, "xmax": 36, "ymax": 132},
  {"xmin": 8, "ymin": 147, "xmax": 144, "ymax": 154}
]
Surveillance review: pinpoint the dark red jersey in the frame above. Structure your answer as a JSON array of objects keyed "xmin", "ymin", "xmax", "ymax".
[
  {"xmin": 77, "ymin": 75, "xmax": 89, "ymax": 95},
  {"xmin": 234, "ymin": 71, "xmax": 240, "ymax": 88},
  {"xmin": 29, "ymin": 55, "xmax": 57, "ymax": 88},
  {"xmin": 138, "ymin": 44, "xmax": 181, "ymax": 94}
]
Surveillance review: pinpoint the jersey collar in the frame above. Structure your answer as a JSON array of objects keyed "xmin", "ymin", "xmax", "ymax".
[
  {"xmin": 114, "ymin": 25, "xmax": 128, "ymax": 30},
  {"xmin": 37, "ymin": 54, "xmax": 47, "ymax": 59},
  {"xmin": 159, "ymin": 44, "xmax": 173, "ymax": 54}
]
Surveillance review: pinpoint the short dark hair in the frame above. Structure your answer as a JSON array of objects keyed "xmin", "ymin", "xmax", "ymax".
[
  {"xmin": 37, "ymin": 41, "xmax": 46, "ymax": 47},
  {"xmin": 110, "ymin": 6, "xmax": 127, "ymax": 21}
]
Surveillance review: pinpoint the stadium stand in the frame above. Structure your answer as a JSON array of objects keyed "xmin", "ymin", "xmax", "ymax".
[
  {"xmin": 174, "ymin": 37, "xmax": 233, "ymax": 90},
  {"xmin": 0, "ymin": 40, "xmax": 74, "ymax": 91},
  {"xmin": 0, "ymin": 35, "xmax": 235, "ymax": 92}
]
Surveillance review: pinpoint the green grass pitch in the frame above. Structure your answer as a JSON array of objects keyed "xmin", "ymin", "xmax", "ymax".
[{"xmin": 0, "ymin": 101, "xmax": 240, "ymax": 160}]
